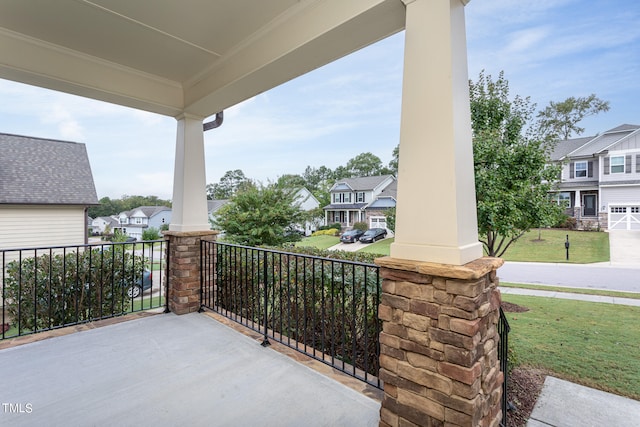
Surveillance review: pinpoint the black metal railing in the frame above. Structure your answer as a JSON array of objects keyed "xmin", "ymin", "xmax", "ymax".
[
  {"xmin": 498, "ymin": 306, "xmax": 511, "ymax": 427},
  {"xmin": 1, "ymin": 240, "xmax": 168, "ymax": 340},
  {"xmin": 201, "ymin": 241, "xmax": 382, "ymax": 389}
]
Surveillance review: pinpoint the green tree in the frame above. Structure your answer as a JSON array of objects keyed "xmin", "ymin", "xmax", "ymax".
[
  {"xmin": 536, "ymin": 94, "xmax": 610, "ymax": 140},
  {"xmin": 470, "ymin": 71, "xmax": 562, "ymax": 257},
  {"xmin": 345, "ymin": 152, "xmax": 391, "ymax": 177},
  {"xmin": 384, "ymin": 207, "xmax": 396, "ymax": 232},
  {"xmin": 214, "ymin": 183, "xmax": 305, "ymax": 246},
  {"xmin": 206, "ymin": 169, "xmax": 251, "ymax": 200},
  {"xmin": 142, "ymin": 227, "xmax": 161, "ymax": 241},
  {"xmin": 389, "ymin": 145, "xmax": 399, "ymax": 175}
]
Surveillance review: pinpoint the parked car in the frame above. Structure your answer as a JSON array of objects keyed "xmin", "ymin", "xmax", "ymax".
[
  {"xmin": 340, "ymin": 229, "xmax": 364, "ymax": 243},
  {"xmin": 359, "ymin": 228, "xmax": 387, "ymax": 243},
  {"xmin": 126, "ymin": 270, "xmax": 153, "ymax": 298}
]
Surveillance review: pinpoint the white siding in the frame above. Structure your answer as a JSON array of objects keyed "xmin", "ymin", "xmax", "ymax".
[
  {"xmin": 600, "ymin": 186, "xmax": 640, "ymax": 209},
  {"xmin": 0, "ymin": 205, "xmax": 87, "ymax": 250},
  {"xmin": 600, "ymin": 150, "xmax": 640, "ymax": 183}
]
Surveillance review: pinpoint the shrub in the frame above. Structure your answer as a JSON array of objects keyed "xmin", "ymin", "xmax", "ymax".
[
  {"xmin": 311, "ymin": 228, "xmax": 339, "ymax": 236},
  {"xmin": 317, "ymin": 222, "xmax": 342, "ymax": 232},
  {"xmin": 4, "ymin": 247, "xmax": 146, "ymax": 332},
  {"xmin": 352, "ymin": 222, "xmax": 368, "ymax": 231},
  {"xmin": 142, "ymin": 227, "xmax": 161, "ymax": 240}
]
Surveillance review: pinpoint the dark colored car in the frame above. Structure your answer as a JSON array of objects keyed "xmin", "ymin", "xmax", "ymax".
[
  {"xmin": 340, "ymin": 229, "xmax": 364, "ymax": 243},
  {"xmin": 359, "ymin": 228, "xmax": 387, "ymax": 243},
  {"xmin": 126, "ymin": 270, "xmax": 153, "ymax": 298}
]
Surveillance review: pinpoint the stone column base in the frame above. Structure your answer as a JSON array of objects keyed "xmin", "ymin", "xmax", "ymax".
[
  {"xmin": 163, "ymin": 230, "xmax": 218, "ymax": 315},
  {"xmin": 375, "ymin": 256, "xmax": 504, "ymax": 427}
]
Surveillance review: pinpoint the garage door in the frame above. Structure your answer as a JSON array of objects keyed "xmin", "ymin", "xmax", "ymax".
[
  {"xmin": 370, "ymin": 216, "xmax": 386, "ymax": 229},
  {"xmin": 608, "ymin": 204, "xmax": 640, "ymax": 230}
]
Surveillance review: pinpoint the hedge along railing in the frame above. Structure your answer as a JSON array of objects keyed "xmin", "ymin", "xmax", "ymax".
[
  {"xmin": 1, "ymin": 240, "xmax": 168, "ymax": 340},
  {"xmin": 201, "ymin": 241, "xmax": 382, "ymax": 389}
]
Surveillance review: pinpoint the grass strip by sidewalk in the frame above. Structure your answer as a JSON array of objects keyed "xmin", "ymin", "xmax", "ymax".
[
  {"xmin": 295, "ymin": 235, "xmax": 340, "ymax": 250},
  {"xmin": 502, "ymin": 294, "xmax": 640, "ymax": 400},
  {"xmin": 499, "ymin": 229, "xmax": 609, "ymax": 263},
  {"xmin": 501, "ymin": 282, "xmax": 640, "ymax": 300}
]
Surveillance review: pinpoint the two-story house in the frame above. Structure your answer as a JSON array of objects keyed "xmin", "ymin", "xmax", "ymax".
[
  {"xmin": 114, "ymin": 206, "xmax": 172, "ymax": 240},
  {"xmin": 551, "ymin": 124, "xmax": 640, "ymax": 230},
  {"xmin": 323, "ymin": 175, "xmax": 395, "ymax": 229}
]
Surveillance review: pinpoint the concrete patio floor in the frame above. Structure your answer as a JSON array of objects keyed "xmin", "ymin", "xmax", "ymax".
[{"xmin": 0, "ymin": 312, "xmax": 381, "ymax": 426}]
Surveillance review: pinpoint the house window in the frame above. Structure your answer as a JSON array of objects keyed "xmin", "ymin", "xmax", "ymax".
[
  {"xmin": 333, "ymin": 192, "xmax": 352, "ymax": 203},
  {"xmin": 554, "ymin": 192, "xmax": 571, "ymax": 208},
  {"xmin": 357, "ymin": 192, "xmax": 365, "ymax": 203},
  {"xmin": 611, "ymin": 207, "xmax": 626, "ymax": 213},
  {"xmin": 574, "ymin": 161, "xmax": 587, "ymax": 178},
  {"xmin": 610, "ymin": 156, "xmax": 625, "ymax": 173},
  {"xmin": 134, "ymin": 218, "xmax": 143, "ymax": 224}
]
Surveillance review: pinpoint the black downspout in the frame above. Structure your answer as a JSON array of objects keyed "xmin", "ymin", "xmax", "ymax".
[{"xmin": 203, "ymin": 111, "xmax": 224, "ymax": 131}]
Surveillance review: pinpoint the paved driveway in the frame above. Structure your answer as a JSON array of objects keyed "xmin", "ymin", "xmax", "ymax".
[{"xmin": 608, "ymin": 230, "xmax": 640, "ymax": 265}]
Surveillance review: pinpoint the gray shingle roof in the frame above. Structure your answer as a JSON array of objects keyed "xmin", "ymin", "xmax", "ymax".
[
  {"xmin": 0, "ymin": 133, "xmax": 98, "ymax": 205},
  {"xmin": 549, "ymin": 136, "xmax": 594, "ymax": 161},
  {"xmin": 331, "ymin": 175, "xmax": 394, "ymax": 192},
  {"xmin": 207, "ymin": 199, "xmax": 229, "ymax": 213},
  {"xmin": 568, "ymin": 125, "xmax": 640, "ymax": 157},
  {"xmin": 134, "ymin": 206, "xmax": 171, "ymax": 217}
]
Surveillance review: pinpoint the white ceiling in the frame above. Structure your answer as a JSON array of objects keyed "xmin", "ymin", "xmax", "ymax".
[{"xmin": 0, "ymin": 0, "xmax": 405, "ymax": 118}]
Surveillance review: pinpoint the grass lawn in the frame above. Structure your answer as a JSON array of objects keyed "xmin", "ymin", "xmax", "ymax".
[
  {"xmin": 357, "ymin": 237, "xmax": 394, "ymax": 255},
  {"xmin": 502, "ymin": 294, "xmax": 640, "ymax": 400},
  {"xmin": 498, "ymin": 229, "xmax": 609, "ymax": 263},
  {"xmin": 295, "ymin": 235, "xmax": 340, "ymax": 250},
  {"xmin": 501, "ymin": 282, "xmax": 640, "ymax": 300}
]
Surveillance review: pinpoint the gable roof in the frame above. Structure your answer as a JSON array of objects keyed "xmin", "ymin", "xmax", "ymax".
[
  {"xmin": 331, "ymin": 175, "xmax": 394, "ymax": 192},
  {"xmin": 207, "ymin": 199, "xmax": 229, "ymax": 214},
  {"xmin": 549, "ymin": 136, "xmax": 594, "ymax": 161},
  {"xmin": 568, "ymin": 124, "xmax": 640, "ymax": 157},
  {"xmin": 135, "ymin": 206, "xmax": 171, "ymax": 217},
  {"xmin": 0, "ymin": 133, "xmax": 98, "ymax": 205}
]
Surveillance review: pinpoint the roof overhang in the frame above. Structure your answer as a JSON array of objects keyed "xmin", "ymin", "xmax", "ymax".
[{"xmin": 0, "ymin": 0, "xmax": 405, "ymax": 118}]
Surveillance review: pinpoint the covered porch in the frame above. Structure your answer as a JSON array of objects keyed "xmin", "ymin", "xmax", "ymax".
[
  {"xmin": 0, "ymin": 1, "xmax": 504, "ymax": 425},
  {"xmin": 1, "ymin": 312, "xmax": 381, "ymax": 426}
]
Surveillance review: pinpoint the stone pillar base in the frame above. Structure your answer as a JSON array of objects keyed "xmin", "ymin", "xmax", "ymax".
[
  {"xmin": 164, "ymin": 230, "xmax": 218, "ymax": 315},
  {"xmin": 375, "ymin": 256, "xmax": 504, "ymax": 427}
]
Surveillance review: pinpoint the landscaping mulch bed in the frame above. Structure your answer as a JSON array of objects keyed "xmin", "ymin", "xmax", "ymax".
[{"xmin": 502, "ymin": 301, "xmax": 547, "ymax": 427}]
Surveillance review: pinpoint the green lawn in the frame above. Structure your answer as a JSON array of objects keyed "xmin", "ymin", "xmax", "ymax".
[
  {"xmin": 357, "ymin": 237, "xmax": 394, "ymax": 255},
  {"xmin": 498, "ymin": 229, "xmax": 609, "ymax": 263},
  {"xmin": 502, "ymin": 294, "xmax": 640, "ymax": 400},
  {"xmin": 295, "ymin": 235, "xmax": 340, "ymax": 250},
  {"xmin": 501, "ymin": 282, "xmax": 640, "ymax": 300}
]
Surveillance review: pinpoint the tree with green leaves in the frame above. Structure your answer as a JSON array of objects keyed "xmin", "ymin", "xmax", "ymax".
[
  {"xmin": 214, "ymin": 183, "xmax": 305, "ymax": 246},
  {"xmin": 389, "ymin": 145, "xmax": 399, "ymax": 176},
  {"xmin": 536, "ymin": 94, "xmax": 610, "ymax": 140},
  {"xmin": 206, "ymin": 169, "xmax": 252, "ymax": 200},
  {"xmin": 345, "ymin": 152, "xmax": 391, "ymax": 177},
  {"xmin": 470, "ymin": 71, "xmax": 562, "ymax": 257}
]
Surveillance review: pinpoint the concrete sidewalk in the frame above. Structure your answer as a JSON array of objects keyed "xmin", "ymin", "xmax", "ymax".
[
  {"xmin": 500, "ymin": 286, "xmax": 640, "ymax": 307},
  {"xmin": 527, "ymin": 377, "xmax": 640, "ymax": 427}
]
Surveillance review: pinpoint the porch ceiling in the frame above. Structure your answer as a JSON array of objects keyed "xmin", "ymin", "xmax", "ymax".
[{"xmin": 0, "ymin": 0, "xmax": 405, "ymax": 118}]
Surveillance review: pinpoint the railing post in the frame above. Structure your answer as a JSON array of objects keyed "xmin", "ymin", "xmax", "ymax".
[{"xmin": 261, "ymin": 250, "xmax": 270, "ymax": 347}]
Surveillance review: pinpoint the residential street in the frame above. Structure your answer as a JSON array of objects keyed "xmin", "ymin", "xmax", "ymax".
[{"xmin": 498, "ymin": 262, "xmax": 640, "ymax": 293}]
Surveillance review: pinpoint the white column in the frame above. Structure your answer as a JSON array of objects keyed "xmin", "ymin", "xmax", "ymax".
[
  {"xmin": 391, "ymin": 0, "xmax": 482, "ymax": 265},
  {"xmin": 170, "ymin": 114, "xmax": 210, "ymax": 232}
]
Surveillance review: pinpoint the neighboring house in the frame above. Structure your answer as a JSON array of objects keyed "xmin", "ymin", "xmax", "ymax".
[
  {"xmin": 324, "ymin": 175, "xmax": 396, "ymax": 229},
  {"xmin": 91, "ymin": 216, "xmax": 120, "ymax": 234},
  {"xmin": 365, "ymin": 180, "xmax": 397, "ymax": 230},
  {"xmin": 207, "ymin": 199, "xmax": 229, "ymax": 224},
  {"xmin": 550, "ymin": 124, "xmax": 640, "ymax": 230},
  {"xmin": 292, "ymin": 188, "xmax": 321, "ymax": 236},
  {"xmin": 0, "ymin": 133, "xmax": 99, "ymax": 249},
  {"xmin": 114, "ymin": 206, "xmax": 172, "ymax": 240}
]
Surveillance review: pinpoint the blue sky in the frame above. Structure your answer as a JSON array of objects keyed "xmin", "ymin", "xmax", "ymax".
[{"xmin": 1, "ymin": 0, "xmax": 639, "ymax": 201}]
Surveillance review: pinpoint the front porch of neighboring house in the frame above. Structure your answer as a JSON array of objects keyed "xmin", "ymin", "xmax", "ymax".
[
  {"xmin": 1, "ymin": 1, "xmax": 507, "ymax": 425},
  {"xmin": 555, "ymin": 187, "xmax": 605, "ymax": 230},
  {"xmin": 326, "ymin": 208, "xmax": 365, "ymax": 228}
]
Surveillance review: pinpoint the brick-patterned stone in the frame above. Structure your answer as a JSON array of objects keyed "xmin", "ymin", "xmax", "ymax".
[
  {"xmin": 398, "ymin": 362, "xmax": 452, "ymax": 394},
  {"xmin": 381, "ymin": 268, "xmax": 433, "ymax": 284},
  {"xmin": 380, "ymin": 332, "xmax": 402, "ymax": 349},
  {"xmin": 407, "ymin": 352, "xmax": 438, "ymax": 373},
  {"xmin": 406, "ymin": 328, "xmax": 430, "ymax": 347},
  {"xmin": 411, "ymin": 300, "xmax": 440, "ymax": 319},
  {"xmin": 443, "ymin": 345, "xmax": 479, "ymax": 368},
  {"xmin": 379, "ymin": 304, "xmax": 393, "ymax": 321},
  {"xmin": 403, "ymin": 312, "xmax": 429, "ymax": 332},
  {"xmin": 449, "ymin": 317, "xmax": 483, "ymax": 337},
  {"xmin": 381, "ymin": 407, "xmax": 399, "ymax": 427},
  {"xmin": 382, "ymin": 294, "xmax": 411, "ymax": 311},
  {"xmin": 384, "ymin": 322, "xmax": 409, "ymax": 339},
  {"xmin": 441, "ymin": 306, "xmax": 478, "ymax": 320},
  {"xmin": 381, "ymin": 354, "xmax": 400, "ymax": 373},
  {"xmin": 445, "ymin": 279, "xmax": 484, "ymax": 298},
  {"xmin": 382, "ymin": 343, "xmax": 407, "ymax": 361},
  {"xmin": 434, "ymin": 290, "xmax": 453, "ymax": 305},
  {"xmin": 438, "ymin": 361, "xmax": 482, "ymax": 386},
  {"xmin": 401, "ymin": 339, "xmax": 444, "ymax": 360},
  {"xmin": 397, "ymin": 389, "xmax": 445, "ymax": 421},
  {"xmin": 444, "ymin": 407, "xmax": 474, "ymax": 426},
  {"xmin": 396, "ymin": 281, "xmax": 434, "ymax": 301},
  {"xmin": 429, "ymin": 328, "xmax": 479, "ymax": 351}
]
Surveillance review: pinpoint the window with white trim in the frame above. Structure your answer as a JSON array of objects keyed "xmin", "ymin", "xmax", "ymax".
[
  {"xmin": 574, "ymin": 161, "xmax": 587, "ymax": 177},
  {"xmin": 553, "ymin": 192, "xmax": 571, "ymax": 208},
  {"xmin": 356, "ymin": 192, "xmax": 365, "ymax": 203},
  {"xmin": 333, "ymin": 192, "xmax": 352, "ymax": 203},
  {"xmin": 611, "ymin": 207, "xmax": 626, "ymax": 213},
  {"xmin": 610, "ymin": 156, "xmax": 625, "ymax": 173}
]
